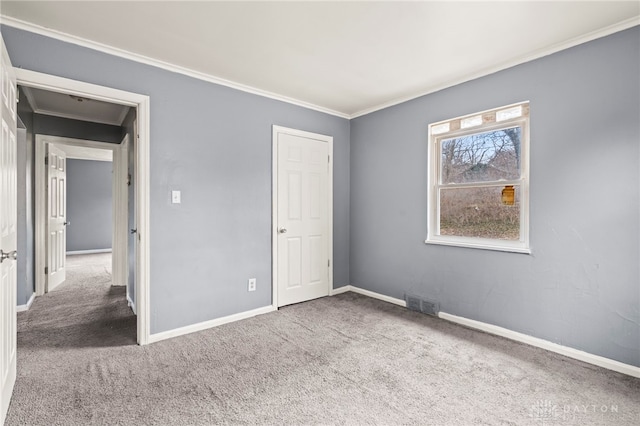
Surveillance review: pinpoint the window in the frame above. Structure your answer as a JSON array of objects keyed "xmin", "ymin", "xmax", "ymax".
[{"xmin": 427, "ymin": 102, "xmax": 530, "ymax": 253}]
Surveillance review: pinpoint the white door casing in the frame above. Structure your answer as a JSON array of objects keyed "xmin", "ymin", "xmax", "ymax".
[
  {"xmin": 0, "ymin": 34, "xmax": 18, "ymax": 425},
  {"xmin": 129, "ymin": 120, "xmax": 138, "ymax": 313},
  {"xmin": 273, "ymin": 126, "xmax": 333, "ymax": 307},
  {"xmin": 35, "ymin": 135, "xmax": 122, "ymax": 295},
  {"xmin": 114, "ymin": 134, "xmax": 129, "ymax": 288},
  {"xmin": 46, "ymin": 144, "xmax": 67, "ymax": 291}
]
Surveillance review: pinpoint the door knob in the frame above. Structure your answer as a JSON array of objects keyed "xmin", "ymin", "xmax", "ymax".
[
  {"xmin": 64, "ymin": 221, "xmax": 70, "ymax": 226},
  {"xmin": 0, "ymin": 249, "xmax": 17, "ymax": 263},
  {"xmin": 130, "ymin": 229, "xmax": 137, "ymax": 234},
  {"xmin": 278, "ymin": 227, "xmax": 287, "ymax": 234}
]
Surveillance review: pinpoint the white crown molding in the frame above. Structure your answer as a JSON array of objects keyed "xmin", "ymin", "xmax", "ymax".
[
  {"xmin": 350, "ymin": 16, "xmax": 640, "ymax": 119},
  {"xmin": 2, "ymin": 14, "xmax": 637, "ymax": 120},
  {"xmin": 0, "ymin": 15, "xmax": 350, "ymax": 119}
]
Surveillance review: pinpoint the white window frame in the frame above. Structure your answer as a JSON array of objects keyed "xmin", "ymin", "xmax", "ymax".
[{"xmin": 426, "ymin": 102, "xmax": 530, "ymax": 254}]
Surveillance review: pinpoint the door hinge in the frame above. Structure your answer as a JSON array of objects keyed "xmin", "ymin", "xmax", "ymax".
[
  {"xmin": 328, "ymin": 259, "xmax": 330, "ymax": 267},
  {"xmin": 328, "ymin": 155, "xmax": 330, "ymax": 163},
  {"xmin": 44, "ymin": 156, "xmax": 48, "ymax": 166},
  {"xmin": 44, "ymin": 266, "xmax": 48, "ymax": 275}
]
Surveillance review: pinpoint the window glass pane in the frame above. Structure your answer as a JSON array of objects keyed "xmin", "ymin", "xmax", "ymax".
[
  {"xmin": 440, "ymin": 186, "xmax": 520, "ymax": 240},
  {"xmin": 440, "ymin": 126, "xmax": 521, "ymax": 184}
]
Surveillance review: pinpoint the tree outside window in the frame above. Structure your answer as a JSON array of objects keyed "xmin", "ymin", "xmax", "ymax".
[{"xmin": 427, "ymin": 103, "xmax": 530, "ymax": 253}]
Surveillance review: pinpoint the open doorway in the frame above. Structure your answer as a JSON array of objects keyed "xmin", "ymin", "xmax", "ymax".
[
  {"xmin": 37, "ymin": 137, "xmax": 123, "ymax": 288},
  {"xmin": 54, "ymin": 143, "xmax": 114, "ymax": 262},
  {"xmin": 20, "ymin": 90, "xmax": 135, "ymax": 347},
  {"xmin": 33, "ymin": 138, "xmax": 136, "ymax": 347},
  {"xmin": 34, "ymin": 135, "xmax": 129, "ymax": 294},
  {"xmin": 14, "ymin": 69, "xmax": 150, "ymax": 344}
]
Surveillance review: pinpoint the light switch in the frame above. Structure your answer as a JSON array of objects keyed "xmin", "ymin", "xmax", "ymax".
[{"xmin": 171, "ymin": 190, "xmax": 181, "ymax": 204}]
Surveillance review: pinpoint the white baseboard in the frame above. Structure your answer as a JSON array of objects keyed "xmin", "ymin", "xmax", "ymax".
[
  {"xmin": 66, "ymin": 249, "xmax": 112, "ymax": 255},
  {"xmin": 145, "ymin": 283, "xmax": 639, "ymax": 377},
  {"xmin": 343, "ymin": 285, "xmax": 639, "ymax": 378},
  {"xmin": 127, "ymin": 295, "xmax": 137, "ymax": 315},
  {"xmin": 330, "ymin": 285, "xmax": 352, "ymax": 296},
  {"xmin": 348, "ymin": 285, "xmax": 407, "ymax": 307},
  {"xmin": 438, "ymin": 312, "xmax": 640, "ymax": 378},
  {"xmin": 16, "ymin": 292, "xmax": 36, "ymax": 312},
  {"xmin": 148, "ymin": 305, "xmax": 277, "ymax": 344}
]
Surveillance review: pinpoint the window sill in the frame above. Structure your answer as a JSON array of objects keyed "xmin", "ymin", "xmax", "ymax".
[{"xmin": 424, "ymin": 237, "xmax": 531, "ymax": 254}]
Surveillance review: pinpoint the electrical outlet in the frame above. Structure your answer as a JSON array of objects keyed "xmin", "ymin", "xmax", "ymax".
[{"xmin": 248, "ymin": 278, "xmax": 256, "ymax": 292}]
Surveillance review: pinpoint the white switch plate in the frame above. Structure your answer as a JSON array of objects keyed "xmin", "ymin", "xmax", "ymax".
[
  {"xmin": 248, "ymin": 278, "xmax": 256, "ymax": 292},
  {"xmin": 171, "ymin": 190, "xmax": 181, "ymax": 204}
]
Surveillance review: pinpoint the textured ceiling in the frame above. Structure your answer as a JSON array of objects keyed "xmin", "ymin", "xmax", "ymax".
[{"xmin": 2, "ymin": 1, "xmax": 639, "ymax": 117}]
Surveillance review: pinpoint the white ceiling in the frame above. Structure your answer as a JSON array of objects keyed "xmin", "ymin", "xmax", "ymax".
[
  {"xmin": 2, "ymin": 1, "xmax": 639, "ymax": 117},
  {"xmin": 22, "ymin": 86, "xmax": 131, "ymax": 126}
]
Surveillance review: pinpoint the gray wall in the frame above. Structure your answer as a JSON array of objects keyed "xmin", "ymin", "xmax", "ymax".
[
  {"xmin": 1, "ymin": 26, "xmax": 350, "ymax": 334},
  {"xmin": 350, "ymin": 27, "xmax": 640, "ymax": 367},
  {"xmin": 16, "ymin": 87, "xmax": 35, "ymax": 306},
  {"xmin": 66, "ymin": 159, "xmax": 113, "ymax": 252},
  {"xmin": 34, "ymin": 114, "xmax": 122, "ymax": 143}
]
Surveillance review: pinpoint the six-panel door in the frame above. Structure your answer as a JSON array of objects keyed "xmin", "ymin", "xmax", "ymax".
[
  {"xmin": 277, "ymin": 131, "xmax": 330, "ymax": 307},
  {"xmin": 47, "ymin": 144, "xmax": 67, "ymax": 291}
]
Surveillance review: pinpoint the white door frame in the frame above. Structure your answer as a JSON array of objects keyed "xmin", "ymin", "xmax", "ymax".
[
  {"xmin": 114, "ymin": 134, "xmax": 129, "ymax": 292},
  {"xmin": 271, "ymin": 125, "xmax": 333, "ymax": 308},
  {"xmin": 35, "ymin": 135, "xmax": 123, "ymax": 293},
  {"xmin": 17, "ymin": 69, "xmax": 151, "ymax": 345},
  {"xmin": 117, "ymin": 134, "xmax": 130, "ymax": 304}
]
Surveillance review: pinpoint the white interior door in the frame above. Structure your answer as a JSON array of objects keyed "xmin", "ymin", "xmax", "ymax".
[
  {"xmin": 46, "ymin": 144, "xmax": 67, "ymax": 291},
  {"xmin": 275, "ymin": 127, "xmax": 332, "ymax": 307},
  {"xmin": 0, "ymin": 34, "xmax": 18, "ymax": 425}
]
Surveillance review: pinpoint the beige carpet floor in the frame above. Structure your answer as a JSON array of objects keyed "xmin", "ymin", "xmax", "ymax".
[{"xmin": 5, "ymin": 253, "xmax": 640, "ymax": 425}]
